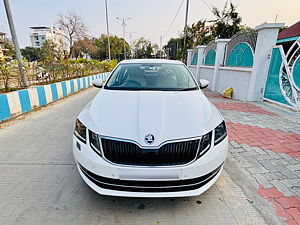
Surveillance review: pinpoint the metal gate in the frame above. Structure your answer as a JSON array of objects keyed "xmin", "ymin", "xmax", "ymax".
[{"xmin": 263, "ymin": 38, "xmax": 300, "ymax": 110}]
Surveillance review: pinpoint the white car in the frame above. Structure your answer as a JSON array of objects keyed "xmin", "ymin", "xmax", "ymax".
[{"xmin": 73, "ymin": 59, "xmax": 228, "ymax": 197}]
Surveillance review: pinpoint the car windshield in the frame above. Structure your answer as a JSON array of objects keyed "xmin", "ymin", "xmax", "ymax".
[{"xmin": 104, "ymin": 63, "xmax": 198, "ymax": 91}]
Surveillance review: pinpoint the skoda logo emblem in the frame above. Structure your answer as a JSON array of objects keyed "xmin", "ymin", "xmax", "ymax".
[{"xmin": 145, "ymin": 134, "xmax": 155, "ymax": 144}]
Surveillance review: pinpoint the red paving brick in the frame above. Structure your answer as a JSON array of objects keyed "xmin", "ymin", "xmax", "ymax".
[
  {"xmin": 277, "ymin": 197, "xmax": 300, "ymax": 209},
  {"xmin": 258, "ymin": 187, "xmax": 300, "ymax": 225},
  {"xmin": 203, "ymin": 89, "xmax": 278, "ymax": 116},
  {"xmin": 204, "ymin": 92, "xmax": 226, "ymax": 99},
  {"xmin": 213, "ymin": 102, "xmax": 278, "ymax": 116},
  {"xmin": 227, "ymin": 122, "xmax": 300, "ymax": 158},
  {"xmin": 257, "ymin": 187, "xmax": 283, "ymax": 198},
  {"xmin": 286, "ymin": 208, "xmax": 300, "ymax": 224}
]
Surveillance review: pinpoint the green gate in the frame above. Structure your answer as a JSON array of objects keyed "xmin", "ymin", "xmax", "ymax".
[{"xmin": 263, "ymin": 39, "xmax": 300, "ymax": 110}]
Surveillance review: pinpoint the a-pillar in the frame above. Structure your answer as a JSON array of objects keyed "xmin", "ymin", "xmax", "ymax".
[{"xmin": 247, "ymin": 23, "xmax": 284, "ymax": 101}]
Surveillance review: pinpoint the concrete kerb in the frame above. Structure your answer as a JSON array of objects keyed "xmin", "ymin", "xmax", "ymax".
[{"xmin": 0, "ymin": 72, "xmax": 110, "ymax": 122}]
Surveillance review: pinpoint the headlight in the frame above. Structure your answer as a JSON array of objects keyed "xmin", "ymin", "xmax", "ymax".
[
  {"xmin": 89, "ymin": 130, "xmax": 102, "ymax": 156},
  {"xmin": 74, "ymin": 119, "xmax": 86, "ymax": 143},
  {"xmin": 197, "ymin": 131, "xmax": 212, "ymax": 157},
  {"xmin": 214, "ymin": 121, "xmax": 227, "ymax": 145}
]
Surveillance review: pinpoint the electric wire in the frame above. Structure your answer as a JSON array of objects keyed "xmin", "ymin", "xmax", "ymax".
[{"xmin": 163, "ymin": 0, "xmax": 185, "ymax": 38}]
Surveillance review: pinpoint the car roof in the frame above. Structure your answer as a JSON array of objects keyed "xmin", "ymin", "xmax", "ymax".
[{"xmin": 119, "ymin": 59, "xmax": 184, "ymax": 65}]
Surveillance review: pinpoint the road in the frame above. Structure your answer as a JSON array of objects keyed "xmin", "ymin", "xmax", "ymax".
[{"xmin": 0, "ymin": 87, "xmax": 267, "ymax": 225}]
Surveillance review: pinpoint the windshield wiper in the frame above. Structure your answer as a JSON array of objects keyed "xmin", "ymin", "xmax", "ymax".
[{"xmin": 178, "ymin": 87, "xmax": 198, "ymax": 91}]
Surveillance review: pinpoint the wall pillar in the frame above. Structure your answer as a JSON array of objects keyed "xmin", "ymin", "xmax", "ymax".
[
  {"xmin": 187, "ymin": 49, "xmax": 193, "ymax": 66},
  {"xmin": 196, "ymin": 45, "xmax": 206, "ymax": 82},
  {"xmin": 212, "ymin": 39, "xmax": 230, "ymax": 91},
  {"xmin": 247, "ymin": 23, "xmax": 284, "ymax": 101}
]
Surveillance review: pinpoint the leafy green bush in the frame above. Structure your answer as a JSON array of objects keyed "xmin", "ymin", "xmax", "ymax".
[{"xmin": 0, "ymin": 58, "xmax": 116, "ymax": 92}]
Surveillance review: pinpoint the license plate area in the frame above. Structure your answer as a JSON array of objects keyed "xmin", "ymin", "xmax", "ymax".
[{"xmin": 118, "ymin": 168, "xmax": 180, "ymax": 180}]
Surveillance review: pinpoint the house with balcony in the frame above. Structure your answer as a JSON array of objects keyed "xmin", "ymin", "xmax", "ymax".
[
  {"xmin": 0, "ymin": 32, "xmax": 9, "ymax": 58},
  {"xmin": 30, "ymin": 26, "xmax": 67, "ymax": 50}
]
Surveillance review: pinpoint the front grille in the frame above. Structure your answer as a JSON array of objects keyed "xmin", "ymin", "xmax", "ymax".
[
  {"xmin": 79, "ymin": 163, "xmax": 223, "ymax": 192},
  {"xmin": 101, "ymin": 138, "xmax": 200, "ymax": 166}
]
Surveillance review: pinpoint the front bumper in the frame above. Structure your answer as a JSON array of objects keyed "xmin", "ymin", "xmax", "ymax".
[{"xmin": 73, "ymin": 135, "xmax": 228, "ymax": 197}]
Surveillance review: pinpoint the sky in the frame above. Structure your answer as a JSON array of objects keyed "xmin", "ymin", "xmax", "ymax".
[{"xmin": 0, "ymin": 0, "xmax": 300, "ymax": 48}]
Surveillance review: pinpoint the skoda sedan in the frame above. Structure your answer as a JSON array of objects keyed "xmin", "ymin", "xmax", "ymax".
[{"xmin": 73, "ymin": 59, "xmax": 228, "ymax": 197}]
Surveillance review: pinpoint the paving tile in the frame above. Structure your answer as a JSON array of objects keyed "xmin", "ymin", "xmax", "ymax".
[
  {"xmin": 268, "ymin": 198, "xmax": 295, "ymax": 223},
  {"xmin": 252, "ymin": 174, "xmax": 273, "ymax": 188},
  {"xmin": 286, "ymin": 208, "xmax": 300, "ymax": 224},
  {"xmin": 254, "ymin": 154, "xmax": 272, "ymax": 161},
  {"xmin": 270, "ymin": 180, "xmax": 297, "ymax": 197},
  {"xmin": 281, "ymin": 179, "xmax": 300, "ymax": 188},
  {"xmin": 280, "ymin": 154, "xmax": 300, "ymax": 165},
  {"xmin": 276, "ymin": 196, "xmax": 300, "ymax": 208},
  {"xmin": 257, "ymin": 187, "xmax": 283, "ymax": 198},
  {"xmin": 270, "ymin": 159, "xmax": 289, "ymax": 166},
  {"xmin": 252, "ymin": 147, "xmax": 267, "ymax": 155},
  {"xmin": 212, "ymin": 102, "xmax": 278, "ymax": 116},
  {"xmin": 262, "ymin": 172, "xmax": 287, "ymax": 181},
  {"xmin": 226, "ymin": 122, "xmax": 300, "ymax": 158},
  {"xmin": 286, "ymin": 164, "xmax": 300, "ymax": 172},
  {"xmin": 247, "ymin": 167, "xmax": 269, "ymax": 174},
  {"xmin": 290, "ymin": 187, "xmax": 300, "ymax": 198}
]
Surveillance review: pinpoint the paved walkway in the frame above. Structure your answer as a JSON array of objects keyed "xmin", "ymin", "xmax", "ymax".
[{"xmin": 204, "ymin": 89, "xmax": 300, "ymax": 225}]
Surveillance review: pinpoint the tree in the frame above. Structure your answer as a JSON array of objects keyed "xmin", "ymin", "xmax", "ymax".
[
  {"xmin": 0, "ymin": 58, "xmax": 18, "ymax": 92},
  {"xmin": 1, "ymin": 38, "xmax": 14, "ymax": 58},
  {"xmin": 187, "ymin": 20, "xmax": 214, "ymax": 47},
  {"xmin": 163, "ymin": 2, "xmax": 243, "ymax": 60},
  {"xmin": 39, "ymin": 40, "xmax": 63, "ymax": 63},
  {"xmin": 21, "ymin": 47, "xmax": 41, "ymax": 62},
  {"xmin": 210, "ymin": 2, "xmax": 242, "ymax": 38},
  {"xmin": 279, "ymin": 26, "xmax": 288, "ymax": 33},
  {"xmin": 56, "ymin": 11, "xmax": 88, "ymax": 58},
  {"xmin": 73, "ymin": 37, "xmax": 96, "ymax": 59},
  {"xmin": 164, "ymin": 20, "xmax": 214, "ymax": 60},
  {"xmin": 91, "ymin": 34, "xmax": 129, "ymax": 61},
  {"xmin": 164, "ymin": 38, "xmax": 182, "ymax": 60},
  {"xmin": 152, "ymin": 43, "xmax": 160, "ymax": 58},
  {"xmin": 132, "ymin": 37, "xmax": 154, "ymax": 58}
]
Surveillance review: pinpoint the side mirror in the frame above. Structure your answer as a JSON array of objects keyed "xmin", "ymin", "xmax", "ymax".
[
  {"xmin": 92, "ymin": 78, "xmax": 104, "ymax": 88},
  {"xmin": 199, "ymin": 79, "xmax": 209, "ymax": 89}
]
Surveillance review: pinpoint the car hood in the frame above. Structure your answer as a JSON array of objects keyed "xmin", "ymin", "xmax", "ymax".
[{"xmin": 80, "ymin": 89, "xmax": 222, "ymax": 147}]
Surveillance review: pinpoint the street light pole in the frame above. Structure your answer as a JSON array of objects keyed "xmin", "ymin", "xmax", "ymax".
[
  {"xmin": 160, "ymin": 36, "xmax": 162, "ymax": 58},
  {"xmin": 126, "ymin": 31, "xmax": 136, "ymax": 58},
  {"xmin": 183, "ymin": 0, "xmax": 189, "ymax": 58},
  {"xmin": 3, "ymin": 0, "xmax": 28, "ymax": 87},
  {"xmin": 104, "ymin": 0, "xmax": 111, "ymax": 60},
  {"xmin": 116, "ymin": 17, "xmax": 131, "ymax": 60}
]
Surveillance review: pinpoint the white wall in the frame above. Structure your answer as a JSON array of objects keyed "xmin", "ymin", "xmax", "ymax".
[
  {"xmin": 186, "ymin": 23, "xmax": 283, "ymax": 102},
  {"xmin": 216, "ymin": 67, "xmax": 252, "ymax": 100},
  {"xmin": 188, "ymin": 65, "xmax": 197, "ymax": 79},
  {"xmin": 189, "ymin": 65, "xmax": 252, "ymax": 101},
  {"xmin": 198, "ymin": 66, "xmax": 214, "ymax": 84}
]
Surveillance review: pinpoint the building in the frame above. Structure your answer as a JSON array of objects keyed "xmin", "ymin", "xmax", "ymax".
[
  {"xmin": 277, "ymin": 21, "xmax": 300, "ymax": 52},
  {"xmin": 30, "ymin": 26, "xmax": 66, "ymax": 49},
  {"xmin": 0, "ymin": 32, "xmax": 8, "ymax": 58}
]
